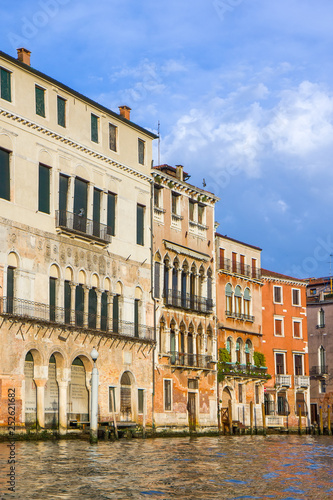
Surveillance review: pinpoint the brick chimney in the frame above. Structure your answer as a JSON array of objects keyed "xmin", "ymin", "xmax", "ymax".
[
  {"xmin": 119, "ymin": 105, "xmax": 131, "ymax": 120},
  {"xmin": 17, "ymin": 48, "xmax": 31, "ymax": 66},
  {"xmin": 175, "ymin": 165, "xmax": 184, "ymax": 181}
]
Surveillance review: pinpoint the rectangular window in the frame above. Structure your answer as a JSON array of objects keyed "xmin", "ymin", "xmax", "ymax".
[
  {"xmin": 240, "ymin": 254, "xmax": 245, "ymax": 274},
  {"xmin": 294, "ymin": 355, "xmax": 303, "ymax": 376},
  {"xmin": 73, "ymin": 177, "xmax": 88, "ymax": 231},
  {"xmin": 154, "ymin": 261, "xmax": 160, "ymax": 298},
  {"xmin": 251, "ymin": 258, "xmax": 257, "ymax": 278},
  {"xmin": 154, "ymin": 185, "xmax": 162, "ymax": 207},
  {"xmin": 136, "ymin": 204, "xmax": 144, "ymax": 246},
  {"xmin": 275, "ymin": 353, "xmax": 285, "ymax": 374},
  {"xmin": 38, "ymin": 164, "xmax": 50, "ymax": 214},
  {"xmin": 198, "ymin": 204, "xmax": 204, "ymax": 225},
  {"xmin": 292, "ymin": 288, "xmax": 300, "ymax": 306},
  {"xmin": 232, "ymin": 252, "xmax": 237, "ymax": 273},
  {"xmin": 113, "ymin": 294, "xmax": 119, "ymax": 333},
  {"xmin": 75, "ymin": 284, "xmax": 84, "ymax": 327},
  {"xmin": 188, "ymin": 379, "xmax": 198, "ymax": 390},
  {"xmin": 92, "ymin": 188, "xmax": 101, "ymax": 237},
  {"xmin": 293, "ymin": 320, "xmax": 301, "ymax": 338},
  {"xmin": 35, "ymin": 86, "xmax": 45, "ymax": 117},
  {"xmin": 49, "ymin": 277, "xmax": 56, "ymax": 322},
  {"xmin": 0, "ymin": 148, "xmax": 10, "ymax": 201},
  {"xmin": 138, "ymin": 139, "xmax": 145, "ymax": 164},
  {"xmin": 64, "ymin": 280, "xmax": 71, "ymax": 325},
  {"xmin": 189, "ymin": 199, "xmax": 195, "ymax": 220},
  {"xmin": 59, "ymin": 174, "xmax": 69, "ymax": 226},
  {"xmin": 164, "ymin": 379, "xmax": 172, "ymax": 411},
  {"xmin": 57, "ymin": 96, "xmax": 66, "ymax": 127},
  {"xmin": 219, "ymin": 248, "xmax": 225, "ymax": 269},
  {"xmin": 109, "ymin": 387, "xmax": 116, "ymax": 412},
  {"xmin": 107, "ymin": 192, "xmax": 116, "ymax": 236},
  {"xmin": 138, "ymin": 389, "xmax": 144, "ymax": 414},
  {"xmin": 274, "ymin": 286, "xmax": 282, "ymax": 303},
  {"xmin": 274, "ymin": 318, "xmax": 283, "ymax": 336},
  {"xmin": 109, "ymin": 123, "xmax": 117, "ymax": 151},
  {"xmin": 6, "ymin": 267, "xmax": 14, "ymax": 314},
  {"xmin": 100, "ymin": 291, "xmax": 108, "ymax": 331},
  {"xmin": 0, "ymin": 68, "xmax": 11, "ymax": 102},
  {"xmin": 238, "ymin": 384, "xmax": 243, "ymax": 403},
  {"xmin": 91, "ymin": 114, "xmax": 99, "ymax": 143},
  {"xmin": 134, "ymin": 298, "xmax": 139, "ymax": 337}
]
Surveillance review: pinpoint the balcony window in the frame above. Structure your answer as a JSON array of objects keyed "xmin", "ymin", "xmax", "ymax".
[
  {"xmin": 64, "ymin": 280, "xmax": 71, "ymax": 325},
  {"xmin": 113, "ymin": 294, "xmax": 119, "ymax": 333},
  {"xmin": 0, "ymin": 147, "xmax": 10, "ymax": 201},
  {"xmin": 225, "ymin": 283, "xmax": 233, "ymax": 314},
  {"xmin": 93, "ymin": 188, "xmax": 101, "ymax": 238},
  {"xmin": 234, "ymin": 285, "xmax": 242, "ymax": 316},
  {"xmin": 154, "ymin": 261, "xmax": 160, "ymax": 299},
  {"xmin": 49, "ymin": 277, "xmax": 56, "ymax": 322},
  {"xmin": 75, "ymin": 285, "xmax": 84, "ymax": 327},
  {"xmin": 107, "ymin": 192, "xmax": 116, "ymax": 236},
  {"xmin": 100, "ymin": 291, "xmax": 108, "ymax": 331},
  {"xmin": 88, "ymin": 288, "xmax": 97, "ymax": 329},
  {"xmin": 59, "ymin": 174, "xmax": 69, "ymax": 223},
  {"xmin": 275, "ymin": 353, "xmax": 285, "ymax": 374},
  {"xmin": 294, "ymin": 354, "xmax": 303, "ymax": 376},
  {"xmin": 244, "ymin": 288, "xmax": 251, "ymax": 317},
  {"xmin": 6, "ymin": 266, "xmax": 15, "ymax": 314}
]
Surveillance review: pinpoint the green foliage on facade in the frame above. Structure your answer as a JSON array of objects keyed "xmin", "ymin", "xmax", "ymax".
[{"xmin": 253, "ymin": 351, "xmax": 266, "ymax": 368}]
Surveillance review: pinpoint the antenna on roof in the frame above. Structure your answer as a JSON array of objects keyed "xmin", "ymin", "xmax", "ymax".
[
  {"xmin": 158, "ymin": 121, "xmax": 160, "ymax": 166},
  {"xmin": 330, "ymin": 254, "xmax": 333, "ymax": 293}
]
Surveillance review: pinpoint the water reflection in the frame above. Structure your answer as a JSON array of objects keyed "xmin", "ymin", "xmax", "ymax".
[{"xmin": 0, "ymin": 435, "xmax": 333, "ymax": 499}]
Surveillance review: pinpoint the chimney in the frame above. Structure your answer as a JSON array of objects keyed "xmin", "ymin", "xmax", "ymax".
[
  {"xmin": 175, "ymin": 165, "xmax": 184, "ymax": 181},
  {"xmin": 119, "ymin": 105, "xmax": 131, "ymax": 120},
  {"xmin": 17, "ymin": 48, "xmax": 31, "ymax": 66}
]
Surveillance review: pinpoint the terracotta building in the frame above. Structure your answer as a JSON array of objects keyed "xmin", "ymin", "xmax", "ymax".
[
  {"xmin": 0, "ymin": 48, "xmax": 157, "ymax": 433},
  {"xmin": 152, "ymin": 164, "xmax": 219, "ymax": 432},
  {"xmin": 306, "ymin": 277, "xmax": 333, "ymax": 426},
  {"xmin": 261, "ymin": 270, "xmax": 310, "ymax": 429},
  {"xmin": 215, "ymin": 234, "xmax": 267, "ymax": 429}
]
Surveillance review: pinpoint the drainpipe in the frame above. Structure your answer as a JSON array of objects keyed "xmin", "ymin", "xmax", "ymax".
[{"xmin": 150, "ymin": 178, "xmax": 156, "ymax": 431}]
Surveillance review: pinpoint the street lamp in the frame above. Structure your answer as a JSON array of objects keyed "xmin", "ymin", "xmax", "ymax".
[{"xmin": 90, "ymin": 347, "xmax": 99, "ymax": 443}]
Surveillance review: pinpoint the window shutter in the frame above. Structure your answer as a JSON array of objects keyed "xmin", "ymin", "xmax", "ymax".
[
  {"xmin": 38, "ymin": 164, "xmax": 50, "ymax": 214},
  {"xmin": 64, "ymin": 280, "xmax": 71, "ymax": 324},
  {"xmin": 109, "ymin": 124, "xmax": 117, "ymax": 151},
  {"xmin": 35, "ymin": 86, "xmax": 45, "ymax": 117},
  {"xmin": 107, "ymin": 192, "xmax": 116, "ymax": 236},
  {"xmin": 49, "ymin": 277, "xmax": 56, "ymax": 322},
  {"xmin": 113, "ymin": 294, "xmax": 119, "ymax": 333},
  {"xmin": 57, "ymin": 96, "xmax": 66, "ymax": 127},
  {"xmin": 154, "ymin": 262, "xmax": 160, "ymax": 298},
  {"xmin": 0, "ymin": 148, "xmax": 10, "ymax": 201},
  {"xmin": 1, "ymin": 68, "xmax": 11, "ymax": 102},
  {"xmin": 136, "ymin": 204, "xmax": 144, "ymax": 246},
  {"xmin": 91, "ymin": 114, "xmax": 98, "ymax": 143},
  {"xmin": 101, "ymin": 292, "xmax": 108, "ymax": 331}
]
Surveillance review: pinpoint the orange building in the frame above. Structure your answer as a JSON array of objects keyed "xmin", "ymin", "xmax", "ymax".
[
  {"xmin": 215, "ymin": 234, "xmax": 268, "ymax": 429},
  {"xmin": 261, "ymin": 270, "xmax": 310, "ymax": 429},
  {"xmin": 152, "ymin": 165, "xmax": 219, "ymax": 432}
]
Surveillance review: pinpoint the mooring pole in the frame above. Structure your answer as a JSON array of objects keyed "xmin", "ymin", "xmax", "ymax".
[
  {"xmin": 319, "ymin": 406, "xmax": 323, "ymax": 435},
  {"xmin": 298, "ymin": 405, "xmax": 302, "ymax": 435},
  {"xmin": 250, "ymin": 401, "xmax": 253, "ymax": 435},
  {"xmin": 262, "ymin": 403, "xmax": 266, "ymax": 435},
  {"xmin": 90, "ymin": 347, "xmax": 99, "ymax": 444},
  {"xmin": 228, "ymin": 399, "xmax": 233, "ymax": 435},
  {"xmin": 328, "ymin": 405, "xmax": 331, "ymax": 436}
]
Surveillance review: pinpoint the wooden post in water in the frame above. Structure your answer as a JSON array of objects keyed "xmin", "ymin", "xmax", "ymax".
[
  {"xmin": 328, "ymin": 405, "xmax": 331, "ymax": 435},
  {"xmin": 143, "ymin": 389, "xmax": 146, "ymax": 438},
  {"xmin": 298, "ymin": 405, "xmax": 302, "ymax": 435},
  {"xmin": 261, "ymin": 403, "xmax": 266, "ymax": 435},
  {"xmin": 112, "ymin": 390, "xmax": 118, "ymax": 439},
  {"xmin": 250, "ymin": 401, "xmax": 253, "ymax": 435},
  {"xmin": 319, "ymin": 406, "xmax": 323, "ymax": 435},
  {"xmin": 228, "ymin": 399, "xmax": 233, "ymax": 435}
]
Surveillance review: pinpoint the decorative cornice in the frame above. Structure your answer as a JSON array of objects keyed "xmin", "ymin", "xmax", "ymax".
[{"xmin": 163, "ymin": 239, "xmax": 211, "ymax": 262}]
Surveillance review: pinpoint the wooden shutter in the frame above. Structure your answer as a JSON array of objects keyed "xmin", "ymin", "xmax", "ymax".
[
  {"xmin": 293, "ymin": 321, "xmax": 300, "ymax": 338},
  {"xmin": 1, "ymin": 68, "xmax": 11, "ymax": 102},
  {"xmin": 0, "ymin": 148, "xmax": 10, "ymax": 201},
  {"xmin": 219, "ymin": 248, "xmax": 225, "ymax": 269},
  {"xmin": 91, "ymin": 114, "xmax": 98, "ymax": 143},
  {"xmin": 49, "ymin": 277, "xmax": 56, "ymax": 322},
  {"xmin": 38, "ymin": 164, "xmax": 50, "ymax": 214},
  {"xmin": 6, "ymin": 267, "xmax": 14, "ymax": 313},
  {"xmin": 35, "ymin": 86, "xmax": 45, "ymax": 117},
  {"xmin": 136, "ymin": 204, "xmax": 144, "ymax": 246},
  {"xmin": 75, "ymin": 285, "xmax": 84, "ymax": 327},
  {"xmin": 57, "ymin": 96, "xmax": 66, "ymax": 127},
  {"xmin": 88, "ymin": 288, "xmax": 97, "ymax": 329},
  {"xmin": 107, "ymin": 192, "xmax": 116, "ymax": 236},
  {"xmin": 232, "ymin": 252, "xmax": 237, "ymax": 272},
  {"xmin": 109, "ymin": 124, "xmax": 117, "ymax": 151},
  {"xmin": 101, "ymin": 292, "xmax": 108, "ymax": 331},
  {"xmin": 275, "ymin": 319, "xmax": 282, "ymax": 336},
  {"xmin": 64, "ymin": 280, "xmax": 71, "ymax": 324},
  {"xmin": 113, "ymin": 294, "xmax": 119, "ymax": 333},
  {"xmin": 154, "ymin": 262, "xmax": 160, "ymax": 298}
]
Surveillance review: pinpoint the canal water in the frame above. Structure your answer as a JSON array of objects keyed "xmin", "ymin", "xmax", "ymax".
[{"xmin": 0, "ymin": 435, "xmax": 333, "ymax": 499}]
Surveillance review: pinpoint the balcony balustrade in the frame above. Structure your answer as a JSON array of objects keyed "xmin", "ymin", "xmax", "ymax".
[
  {"xmin": 219, "ymin": 361, "xmax": 270, "ymax": 379},
  {"xmin": 164, "ymin": 289, "xmax": 213, "ymax": 313},
  {"xmin": 310, "ymin": 365, "xmax": 328, "ymax": 377},
  {"xmin": 0, "ymin": 297, "xmax": 154, "ymax": 341},
  {"xmin": 218, "ymin": 257, "xmax": 261, "ymax": 279},
  {"xmin": 169, "ymin": 351, "xmax": 212, "ymax": 369},
  {"xmin": 56, "ymin": 210, "xmax": 112, "ymax": 243},
  {"xmin": 225, "ymin": 310, "xmax": 255, "ymax": 322},
  {"xmin": 294, "ymin": 375, "xmax": 310, "ymax": 388},
  {"xmin": 275, "ymin": 374, "xmax": 292, "ymax": 387}
]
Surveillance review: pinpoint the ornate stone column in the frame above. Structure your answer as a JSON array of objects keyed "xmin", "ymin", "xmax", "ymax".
[{"xmin": 57, "ymin": 380, "xmax": 69, "ymax": 435}]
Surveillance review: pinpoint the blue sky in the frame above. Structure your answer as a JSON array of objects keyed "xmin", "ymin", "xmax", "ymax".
[{"xmin": 1, "ymin": 0, "xmax": 333, "ymax": 278}]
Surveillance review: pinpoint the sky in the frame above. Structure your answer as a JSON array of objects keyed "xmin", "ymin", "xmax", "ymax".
[{"xmin": 1, "ymin": 0, "xmax": 333, "ymax": 279}]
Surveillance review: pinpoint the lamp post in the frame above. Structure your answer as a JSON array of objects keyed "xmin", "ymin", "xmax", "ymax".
[{"xmin": 90, "ymin": 347, "xmax": 99, "ymax": 443}]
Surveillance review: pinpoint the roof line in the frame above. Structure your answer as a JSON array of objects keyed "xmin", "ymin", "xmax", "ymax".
[{"xmin": 215, "ymin": 232, "xmax": 262, "ymax": 251}]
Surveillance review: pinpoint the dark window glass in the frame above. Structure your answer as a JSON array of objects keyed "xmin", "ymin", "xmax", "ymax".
[
  {"xmin": 238, "ymin": 384, "xmax": 243, "ymax": 403},
  {"xmin": 134, "ymin": 299, "xmax": 139, "ymax": 337},
  {"xmin": 107, "ymin": 192, "xmax": 116, "ymax": 236},
  {"xmin": 88, "ymin": 288, "xmax": 97, "ymax": 329},
  {"xmin": 59, "ymin": 174, "xmax": 69, "ymax": 226},
  {"xmin": 91, "ymin": 114, "xmax": 98, "ymax": 143},
  {"xmin": 154, "ymin": 262, "xmax": 160, "ymax": 298},
  {"xmin": 1, "ymin": 68, "xmax": 11, "ymax": 102},
  {"xmin": 109, "ymin": 124, "xmax": 117, "ymax": 151},
  {"xmin": 138, "ymin": 139, "xmax": 145, "ymax": 164},
  {"xmin": 74, "ymin": 178, "xmax": 88, "ymax": 232},
  {"xmin": 164, "ymin": 380, "xmax": 172, "ymax": 411},
  {"xmin": 57, "ymin": 96, "xmax": 66, "ymax": 127},
  {"xmin": 6, "ymin": 267, "xmax": 14, "ymax": 314},
  {"xmin": 136, "ymin": 204, "xmax": 144, "ymax": 246},
  {"xmin": 164, "ymin": 262, "xmax": 169, "ymax": 300},
  {"xmin": 49, "ymin": 277, "xmax": 56, "ymax": 322},
  {"xmin": 64, "ymin": 280, "xmax": 71, "ymax": 324},
  {"xmin": 38, "ymin": 164, "xmax": 50, "ymax": 214},
  {"xmin": 0, "ymin": 148, "xmax": 10, "ymax": 201},
  {"xmin": 93, "ymin": 188, "xmax": 101, "ymax": 237},
  {"xmin": 113, "ymin": 294, "xmax": 119, "ymax": 333},
  {"xmin": 75, "ymin": 284, "xmax": 84, "ymax": 327},
  {"xmin": 181, "ymin": 270, "xmax": 187, "ymax": 307},
  {"xmin": 35, "ymin": 86, "xmax": 45, "ymax": 117},
  {"xmin": 138, "ymin": 389, "xmax": 144, "ymax": 414},
  {"xmin": 101, "ymin": 291, "xmax": 108, "ymax": 331}
]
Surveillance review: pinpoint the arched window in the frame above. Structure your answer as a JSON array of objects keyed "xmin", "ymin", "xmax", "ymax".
[
  {"xmin": 318, "ymin": 308, "xmax": 325, "ymax": 328},
  {"xmin": 234, "ymin": 286, "xmax": 242, "ymax": 317},
  {"xmin": 236, "ymin": 338, "xmax": 242, "ymax": 364},
  {"xmin": 190, "ymin": 264, "xmax": 196, "ymax": 310},
  {"xmin": 245, "ymin": 339, "xmax": 252, "ymax": 364},
  {"xmin": 181, "ymin": 261, "xmax": 188, "ymax": 308},
  {"xmin": 154, "ymin": 253, "xmax": 161, "ymax": 299},
  {"xmin": 207, "ymin": 268, "xmax": 213, "ymax": 310},
  {"xmin": 172, "ymin": 258, "xmax": 179, "ymax": 305},
  {"xmin": 88, "ymin": 288, "xmax": 97, "ymax": 329},
  {"xmin": 244, "ymin": 288, "xmax": 251, "ymax": 319},
  {"xmin": 225, "ymin": 283, "xmax": 233, "ymax": 315},
  {"xmin": 163, "ymin": 256, "xmax": 170, "ymax": 302},
  {"xmin": 120, "ymin": 371, "xmax": 132, "ymax": 420},
  {"xmin": 319, "ymin": 345, "xmax": 326, "ymax": 373},
  {"xmin": 6, "ymin": 252, "xmax": 18, "ymax": 314}
]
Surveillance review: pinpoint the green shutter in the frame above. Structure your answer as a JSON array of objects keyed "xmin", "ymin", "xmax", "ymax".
[
  {"xmin": 134, "ymin": 299, "xmax": 139, "ymax": 337},
  {"xmin": 7, "ymin": 267, "xmax": 14, "ymax": 314},
  {"xmin": 35, "ymin": 86, "xmax": 45, "ymax": 117},
  {"xmin": 59, "ymin": 174, "xmax": 69, "ymax": 212},
  {"xmin": 75, "ymin": 285, "xmax": 84, "ymax": 327},
  {"xmin": 38, "ymin": 164, "xmax": 50, "ymax": 214},
  {"xmin": 91, "ymin": 114, "xmax": 98, "ymax": 143},
  {"xmin": 93, "ymin": 188, "xmax": 101, "ymax": 237},
  {"xmin": 107, "ymin": 192, "xmax": 116, "ymax": 236},
  {"xmin": 136, "ymin": 204, "xmax": 144, "ymax": 246},
  {"xmin": 113, "ymin": 294, "xmax": 119, "ymax": 333},
  {"xmin": 88, "ymin": 288, "xmax": 97, "ymax": 329},
  {"xmin": 0, "ymin": 148, "xmax": 10, "ymax": 201},
  {"xmin": 74, "ymin": 178, "xmax": 88, "ymax": 215},
  {"xmin": 101, "ymin": 291, "xmax": 108, "ymax": 331},
  {"xmin": 138, "ymin": 139, "xmax": 145, "ymax": 164},
  {"xmin": 57, "ymin": 96, "xmax": 66, "ymax": 127},
  {"xmin": 64, "ymin": 280, "xmax": 71, "ymax": 324},
  {"xmin": 1, "ymin": 68, "xmax": 11, "ymax": 102},
  {"xmin": 49, "ymin": 277, "xmax": 56, "ymax": 322},
  {"xmin": 109, "ymin": 124, "xmax": 117, "ymax": 151}
]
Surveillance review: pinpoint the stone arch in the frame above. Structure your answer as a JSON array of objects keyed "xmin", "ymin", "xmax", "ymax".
[
  {"xmin": 49, "ymin": 263, "xmax": 60, "ymax": 279},
  {"xmin": 104, "ymin": 276, "xmax": 111, "ymax": 291},
  {"xmin": 68, "ymin": 354, "xmax": 91, "ymax": 423},
  {"xmin": 0, "ymin": 132, "xmax": 13, "ymax": 151},
  {"xmin": 38, "ymin": 149, "xmax": 53, "ymax": 168},
  {"xmin": 115, "ymin": 280, "xmax": 123, "ymax": 295},
  {"xmin": 154, "ymin": 250, "xmax": 162, "ymax": 262},
  {"xmin": 91, "ymin": 273, "xmax": 99, "ymax": 288},
  {"xmin": 8, "ymin": 251, "xmax": 19, "ymax": 268},
  {"xmin": 65, "ymin": 266, "xmax": 74, "ymax": 281},
  {"xmin": 120, "ymin": 370, "xmax": 135, "ymax": 421},
  {"xmin": 24, "ymin": 350, "xmax": 39, "ymax": 426},
  {"xmin": 45, "ymin": 352, "xmax": 62, "ymax": 428},
  {"xmin": 78, "ymin": 269, "xmax": 86, "ymax": 285}
]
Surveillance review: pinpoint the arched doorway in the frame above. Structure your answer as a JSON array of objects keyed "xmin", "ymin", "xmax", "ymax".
[
  {"xmin": 24, "ymin": 351, "xmax": 37, "ymax": 426},
  {"xmin": 44, "ymin": 354, "xmax": 59, "ymax": 428},
  {"xmin": 120, "ymin": 371, "xmax": 132, "ymax": 421},
  {"xmin": 68, "ymin": 357, "xmax": 89, "ymax": 423},
  {"xmin": 221, "ymin": 387, "xmax": 232, "ymax": 430}
]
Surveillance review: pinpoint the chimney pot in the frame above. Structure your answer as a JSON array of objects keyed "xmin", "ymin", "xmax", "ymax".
[
  {"xmin": 119, "ymin": 105, "xmax": 131, "ymax": 120},
  {"xmin": 17, "ymin": 48, "xmax": 31, "ymax": 66},
  {"xmin": 175, "ymin": 165, "xmax": 184, "ymax": 181}
]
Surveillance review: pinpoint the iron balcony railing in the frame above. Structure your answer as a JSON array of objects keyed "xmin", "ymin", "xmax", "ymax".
[
  {"xmin": 56, "ymin": 210, "xmax": 112, "ymax": 243},
  {"xmin": 0, "ymin": 297, "xmax": 154, "ymax": 341},
  {"xmin": 310, "ymin": 365, "xmax": 328, "ymax": 376},
  {"xmin": 218, "ymin": 257, "xmax": 261, "ymax": 280},
  {"xmin": 169, "ymin": 351, "xmax": 213, "ymax": 369},
  {"xmin": 163, "ymin": 289, "xmax": 214, "ymax": 313},
  {"xmin": 225, "ymin": 310, "xmax": 255, "ymax": 322},
  {"xmin": 219, "ymin": 361, "xmax": 270, "ymax": 379}
]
